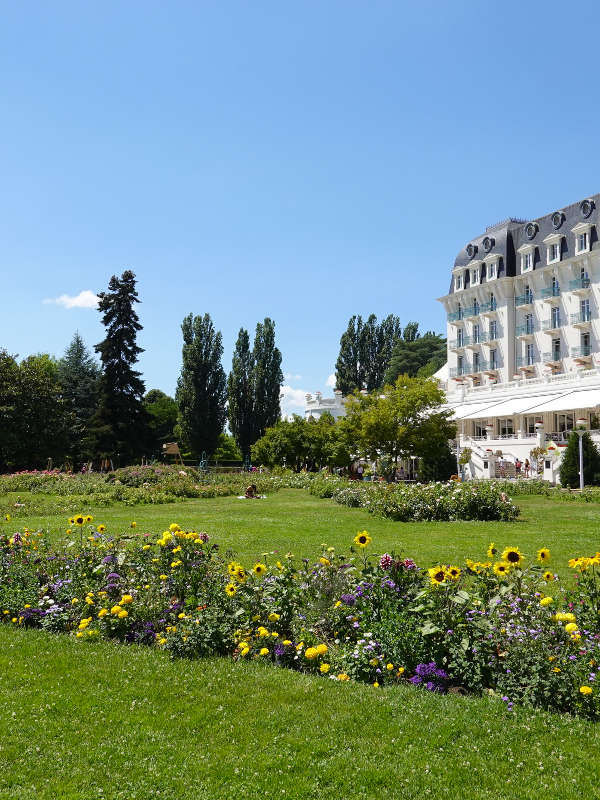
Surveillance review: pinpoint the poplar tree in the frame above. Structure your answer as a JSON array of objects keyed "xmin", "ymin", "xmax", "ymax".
[
  {"xmin": 227, "ymin": 328, "xmax": 256, "ymax": 459},
  {"xmin": 57, "ymin": 332, "xmax": 101, "ymax": 464},
  {"xmin": 252, "ymin": 317, "xmax": 283, "ymax": 439},
  {"xmin": 89, "ymin": 270, "xmax": 149, "ymax": 463},
  {"xmin": 335, "ymin": 314, "xmax": 401, "ymax": 394},
  {"xmin": 176, "ymin": 313, "xmax": 227, "ymax": 457}
]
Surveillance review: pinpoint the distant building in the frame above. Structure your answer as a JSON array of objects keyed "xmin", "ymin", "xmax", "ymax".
[
  {"xmin": 438, "ymin": 193, "xmax": 600, "ymax": 482},
  {"xmin": 304, "ymin": 390, "xmax": 347, "ymax": 421}
]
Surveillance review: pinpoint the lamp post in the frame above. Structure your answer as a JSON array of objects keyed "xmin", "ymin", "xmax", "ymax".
[{"xmin": 575, "ymin": 417, "xmax": 587, "ymax": 491}]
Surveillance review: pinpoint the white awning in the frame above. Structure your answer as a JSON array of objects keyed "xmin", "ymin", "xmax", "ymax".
[
  {"xmin": 458, "ymin": 392, "xmax": 570, "ymax": 420},
  {"xmin": 525, "ymin": 387, "xmax": 600, "ymax": 414},
  {"xmin": 447, "ymin": 399, "xmax": 507, "ymax": 420}
]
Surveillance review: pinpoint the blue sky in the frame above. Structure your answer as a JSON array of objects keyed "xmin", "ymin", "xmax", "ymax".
[{"xmin": 3, "ymin": 0, "xmax": 600, "ymax": 414}]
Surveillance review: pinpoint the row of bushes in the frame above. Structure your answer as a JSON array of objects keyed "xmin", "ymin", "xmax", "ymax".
[
  {"xmin": 308, "ymin": 476, "xmax": 520, "ymax": 522},
  {"xmin": 1, "ymin": 519, "xmax": 598, "ymax": 719}
]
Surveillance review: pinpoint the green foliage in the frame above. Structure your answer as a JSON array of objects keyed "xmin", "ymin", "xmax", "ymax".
[
  {"xmin": 176, "ymin": 313, "xmax": 227, "ymax": 458},
  {"xmin": 384, "ymin": 324, "xmax": 446, "ymax": 383},
  {"xmin": 251, "ymin": 413, "xmax": 351, "ymax": 471},
  {"xmin": 420, "ymin": 442, "xmax": 457, "ymax": 482},
  {"xmin": 335, "ymin": 313, "xmax": 401, "ymax": 394},
  {"xmin": 251, "ymin": 318, "xmax": 283, "ymax": 439},
  {"xmin": 89, "ymin": 271, "xmax": 149, "ymax": 463},
  {"xmin": 57, "ymin": 332, "xmax": 101, "ymax": 465},
  {"xmin": 344, "ymin": 375, "xmax": 455, "ymax": 465},
  {"xmin": 559, "ymin": 431, "xmax": 600, "ymax": 488},
  {"xmin": 227, "ymin": 328, "xmax": 256, "ymax": 459},
  {"xmin": 144, "ymin": 389, "xmax": 178, "ymax": 454},
  {"xmin": 212, "ymin": 433, "xmax": 242, "ymax": 462}
]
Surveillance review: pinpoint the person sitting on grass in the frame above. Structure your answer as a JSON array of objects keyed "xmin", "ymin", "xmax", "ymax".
[{"xmin": 244, "ymin": 484, "xmax": 259, "ymax": 499}]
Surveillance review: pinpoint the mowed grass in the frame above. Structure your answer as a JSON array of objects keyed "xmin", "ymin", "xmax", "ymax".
[
  {"xmin": 1, "ymin": 626, "xmax": 599, "ymax": 800},
  {"xmin": 2, "ymin": 490, "xmax": 600, "ymax": 798},
  {"xmin": 4, "ymin": 488, "xmax": 600, "ymax": 577}
]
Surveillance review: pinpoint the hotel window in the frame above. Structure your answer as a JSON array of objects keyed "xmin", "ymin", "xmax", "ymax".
[
  {"xmin": 581, "ymin": 332, "xmax": 591, "ymax": 355},
  {"xmin": 525, "ymin": 313, "xmax": 534, "ymax": 334},
  {"xmin": 473, "ymin": 299, "xmax": 480, "ymax": 315},
  {"xmin": 473, "ymin": 323, "xmax": 480, "ymax": 343},
  {"xmin": 522, "ymin": 252, "xmax": 533, "ymax": 271},
  {"xmin": 547, "ymin": 242, "xmax": 560, "ymax": 264},
  {"xmin": 581, "ymin": 298, "xmax": 591, "ymax": 321},
  {"xmin": 555, "ymin": 413, "xmax": 574, "ymax": 433},
  {"xmin": 526, "ymin": 343, "xmax": 535, "ymax": 365},
  {"xmin": 552, "ymin": 338, "xmax": 561, "ymax": 361},
  {"xmin": 473, "ymin": 352, "xmax": 480, "ymax": 371},
  {"xmin": 455, "ymin": 273, "xmax": 462, "ymax": 291},
  {"xmin": 499, "ymin": 418, "xmax": 514, "ymax": 436},
  {"xmin": 457, "ymin": 355, "xmax": 464, "ymax": 374},
  {"xmin": 580, "ymin": 266, "xmax": 590, "ymax": 287},
  {"xmin": 524, "ymin": 416, "xmax": 537, "ymax": 435},
  {"xmin": 552, "ymin": 275, "xmax": 559, "ymax": 293},
  {"xmin": 457, "ymin": 328, "xmax": 464, "ymax": 347},
  {"xmin": 489, "ymin": 292, "xmax": 496, "ymax": 310},
  {"xmin": 524, "ymin": 284, "xmax": 533, "ymax": 303},
  {"xmin": 551, "ymin": 305, "xmax": 560, "ymax": 328},
  {"xmin": 489, "ymin": 320, "xmax": 498, "ymax": 340},
  {"xmin": 487, "ymin": 262, "xmax": 496, "ymax": 280},
  {"xmin": 471, "ymin": 268, "xmax": 479, "ymax": 285},
  {"xmin": 576, "ymin": 232, "xmax": 589, "ymax": 254},
  {"xmin": 490, "ymin": 348, "xmax": 497, "ymax": 369}
]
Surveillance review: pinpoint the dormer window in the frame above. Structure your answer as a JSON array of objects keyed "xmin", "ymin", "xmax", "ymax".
[
  {"xmin": 577, "ymin": 232, "xmax": 589, "ymax": 254},
  {"xmin": 522, "ymin": 252, "xmax": 533, "ymax": 272},
  {"xmin": 548, "ymin": 242, "xmax": 560, "ymax": 263},
  {"xmin": 487, "ymin": 261, "xmax": 497, "ymax": 280},
  {"xmin": 471, "ymin": 268, "xmax": 479, "ymax": 285}
]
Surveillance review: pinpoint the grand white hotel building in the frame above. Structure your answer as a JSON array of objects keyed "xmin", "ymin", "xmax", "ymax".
[{"xmin": 437, "ymin": 194, "xmax": 600, "ymax": 482}]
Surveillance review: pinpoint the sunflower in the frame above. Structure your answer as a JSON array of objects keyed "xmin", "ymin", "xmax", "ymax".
[
  {"xmin": 428, "ymin": 566, "xmax": 446, "ymax": 585},
  {"xmin": 501, "ymin": 547, "xmax": 524, "ymax": 567},
  {"xmin": 354, "ymin": 531, "xmax": 372, "ymax": 548},
  {"xmin": 445, "ymin": 566, "xmax": 461, "ymax": 581},
  {"xmin": 493, "ymin": 561, "xmax": 511, "ymax": 577},
  {"xmin": 487, "ymin": 542, "xmax": 498, "ymax": 559},
  {"xmin": 4, "ymin": 514, "xmax": 11, "ymax": 522},
  {"xmin": 543, "ymin": 570, "xmax": 554, "ymax": 582},
  {"xmin": 97, "ymin": 524, "xmax": 106, "ymax": 533},
  {"xmin": 253, "ymin": 563, "xmax": 267, "ymax": 576},
  {"xmin": 227, "ymin": 561, "xmax": 239, "ymax": 576},
  {"xmin": 85, "ymin": 515, "xmax": 93, "ymax": 523},
  {"xmin": 225, "ymin": 583, "xmax": 237, "ymax": 597},
  {"xmin": 537, "ymin": 548, "xmax": 550, "ymax": 563},
  {"xmin": 234, "ymin": 566, "xmax": 248, "ymax": 583},
  {"xmin": 74, "ymin": 515, "xmax": 85, "ymax": 526}
]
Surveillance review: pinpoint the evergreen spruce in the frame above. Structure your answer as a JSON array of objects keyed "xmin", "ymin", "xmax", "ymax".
[
  {"xmin": 57, "ymin": 332, "xmax": 101, "ymax": 465},
  {"xmin": 175, "ymin": 313, "xmax": 227, "ymax": 457},
  {"xmin": 559, "ymin": 431, "xmax": 600, "ymax": 488},
  {"xmin": 252, "ymin": 318, "xmax": 283, "ymax": 439},
  {"xmin": 227, "ymin": 328, "xmax": 256, "ymax": 459},
  {"xmin": 89, "ymin": 270, "xmax": 149, "ymax": 464}
]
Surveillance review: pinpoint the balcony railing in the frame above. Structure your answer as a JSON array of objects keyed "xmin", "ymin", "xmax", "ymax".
[
  {"xmin": 540, "ymin": 286, "xmax": 561, "ymax": 299},
  {"xmin": 479, "ymin": 300, "xmax": 497, "ymax": 313},
  {"xmin": 570, "ymin": 310, "xmax": 593, "ymax": 325},
  {"xmin": 487, "ymin": 327, "xmax": 501, "ymax": 341},
  {"xmin": 543, "ymin": 351, "xmax": 562, "ymax": 363},
  {"xmin": 542, "ymin": 316, "xmax": 563, "ymax": 331},
  {"xmin": 571, "ymin": 345, "xmax": 593, "ymax": 358},
  {"xmin": 569, "ymin": 277, "xmax": 591, "ymax": 291},
  {"xmin": 449, "ymin": 336, "xmax": 472, "ymax": 349},
  {"xmin": 515, "ymin": 293, "xmax": 534, "ymax": 306},
  {"xmin": 516, "ymin": 355, "xmax": 537, "ymax": 368},
  {"xmin": 515, "ymin": 323, "xmax": 538, "ymax": 336},
  {"xmin": 447, "ymin": 310, "xmax": 464, "ymax": 323},
  {"xmin": 449, "ymin": 366, "xmax": 470, "ymax": 377},
  {"xmin": 463, "ymin": 305, "xmax": 479, "ymax": 318},
  {"xmin": 474, "ymin": 332, "xmax": 489, "ymax": 344}
]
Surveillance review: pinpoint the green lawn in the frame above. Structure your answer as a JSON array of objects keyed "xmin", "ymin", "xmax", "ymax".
[
  {"xmin": 4, "ymin": 488, "xmax": 600, "ymax": 576},
  {"xmin": 2, "ymin": 489, "xmax": 600, "ymax": 799},
  {"xmin": 1, "ymin": 626, "xmax": 598, "ymax": 800}
]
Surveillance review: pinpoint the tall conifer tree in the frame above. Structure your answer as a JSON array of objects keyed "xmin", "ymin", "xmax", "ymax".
[
  {"xmin": 176, "ymin": 313, "xmax": 227, "ymax": 457},
  {"xmin": 89, "ymin": 270, "xmax": 149, "ymax": 463},
  {"xmin": 57, "ymin": 332, "xmax": 100, "ymax": 464}
]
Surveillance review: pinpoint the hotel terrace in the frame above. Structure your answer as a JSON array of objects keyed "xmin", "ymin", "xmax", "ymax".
[{"xmin": 437, "ymin": 193, "xmax": 600, "ymax": 482}]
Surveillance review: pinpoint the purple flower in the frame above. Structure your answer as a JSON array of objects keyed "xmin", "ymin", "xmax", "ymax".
[
  {"xmin": 106, "ymin": 572, "xmax": 121, "ymax": 580},
  {"xmin": 340, "ymin": 594, "xmax": 356, "ymax": 607},
  {"xmin": 102, "ymin": 555, "xmax": 116, "ymax": 564}
]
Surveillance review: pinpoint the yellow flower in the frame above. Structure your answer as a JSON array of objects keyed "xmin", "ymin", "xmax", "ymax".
[
  {"xmin": 268, "ymin": 612, "xmax": 280, "ymax": 622},
  {"xmin": 130, "ymin": 521, "xmax": 137, "ymax": 528},
  {"xmin": 316, "ymin": 643, "xmax": 328, "ymax": 655},
  {"xmin": 493, "ymin": 561, "xmax": 511, "ymax": 577},
  {"xmin": 97, "ymin": 524, "xmax": 106, "ymax": 533},
  {"xmin": 172, "ymin": 546, "xmax": 181, "ymax": 554},
  {"xmin": 304, "ymin": 647, "xmax": 318, "ymax": 660},
  {"xmin": 110, "ymin": 605, "xmax": 122, "ymax": 615},
  {"xmin": 565, "ymin": 622, "xmax": 579, "ymax": 634},
  {"xmin": 354, "ymin": 531, "xmax": 372, "ymax": 548},
  {"xmin": 373, "ymin": 681, "xmax": 379, "ymax": 688},
  {"xmin": 580, "ymin": 686, "xmax": 593, "ymax": 695},
  {"xmin": 169, "ymin": 523, "xmax": 180, "ymax": 532},
  {"xmin": 253, "ymin": 563, "xmax": 267, "ymax": 576},
  {"xmin": 553, "ymin": 667, "xmax": 561, "ymax": 673},
  {"xmin": 71, "ymin": 598, "xmax": 79, "ymax": 605},
  {"xmin": 337, "ymin": 673, "xmax": 350, "ymax": 681},
  {"xmin": 234, "ymin": 566, "xmax": 247, "ymax": 583},
  {"xmin": 120, "ymin": 595, "xmax": 133, "ymax": 605},
  {"xmin": 369, "ymin": 657, "xmax": 379, "ymax": 667},
  {"xmin": 487, "ymin": 542, "xmax": 497, "ymax": 558},
  {"xmin": 259, "ymin": 647, "xmax": 269, "ymax": 656},
  {"xmin": 319, "ymin": 557, "xmax": 331, "ymax": 566},
  {"xmin": 537, "ymin": 548, "xmax": 550, "ymax": 563},
  {"xmin": 540, "ymin": 596, "xmax": 553, "ymax": 607},
  {"xmin": 4, "ymin": 514, "xmax": 10, "ymax": 522},
  {"xmin": 98, "ymin": 609, "xmax": 108, "ymax": 618},
  {"xmin": 228, "ymin": 561, "xmax": 239, "ymax": 575},
  {"xmin": 74, "ymin": 515, "xmax": 85, "ymax": 526},
  {"xmin": 543, "ymin": 570, "xmax": 554, "ymax": 582},
  {"xmin": 170, "ymin": 560, "xmax": 182, "ymax": 568},
  {"xmin": 283, "ymin": 640, "xmax": 292, "ymax": 646},
  {"xmin": 225, "ymin": 583, "xmax": 237, "ymax": 597},
  {"xmin": 396, "ymin": 667, "xmax": 405, "ymax": 677},
  {"xmin": 428, "ymin": 566, "xmax": 446, "ymax": 585},
  {"xmin": 386, "ymin": 663, "xmax": 394, "ymax": 671},
  {"xmin": 159, "ymin": 574, "xmax": 168, "ymax": 580},
  {"xmin": 320, "ymin": 663, "xmax": 330, "ymax": 673},
  {"xmin": 501, "ymin": 547, "xmax": 523, "ymax": 567},
  {"xmin": 178, "ymin": 612, "xmax": 187, "ymax": 619},
  {"xmin": 445, "ymin": 566, "xmax": 461, "ymax": 581},
  {"xmin": 142, "ymin": 544, "xmax": 151, "ymax": 550},
  {"xmin": 257, "ymin": 627, "xmax": 269, "ymax": 638},
  {"xmin": 118, "ymin": 609, "xmax": 128, "ymax": 619},
  {"xmin": 85, "ymin": 515, "xmax": 93, "ymax": 523},
  {"xmin": 240, "ymin": 647, "xmax": 250, "ymax": 657}
]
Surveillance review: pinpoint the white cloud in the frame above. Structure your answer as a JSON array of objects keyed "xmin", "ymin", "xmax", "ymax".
[
  {"xmin": 43, "ymin": 290, "xmax": 99, "ymax": 309},
  {"xmin": 280, "ymin": 385, "xmax": 308, "ymax": 417},
  {"xmin": 325, "ymin": 373, "xmax": 336, "ymax": 388},
  {"xmin": 283, "ymin": 372, "xmax": 303, "ymax": 382}
]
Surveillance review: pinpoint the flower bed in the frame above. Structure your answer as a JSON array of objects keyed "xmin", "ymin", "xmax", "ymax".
[
  {"xmin": 1, "ymin": 517, "xmax": 598, "ymax": 719},
  {"xmin": 309, "ymin": 477, "xmax": 520, "ymax": 522}
]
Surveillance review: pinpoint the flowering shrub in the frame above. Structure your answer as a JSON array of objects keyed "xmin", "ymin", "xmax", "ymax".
[
  {"xmin": 310, "ymin": 478, "xmax": 520, "ymax": 522},
  {"xmin": 1, "ymin": 516, "xmax": 599, "ymax": 719}
]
